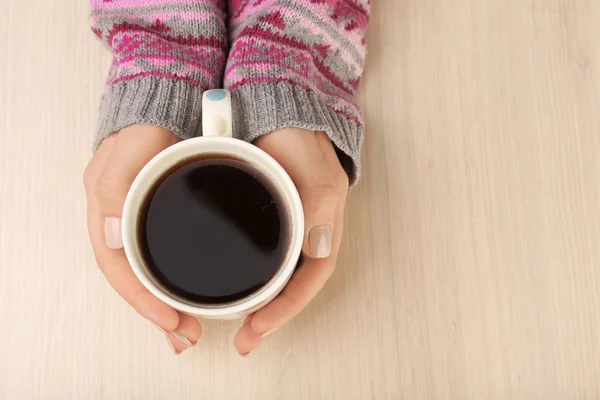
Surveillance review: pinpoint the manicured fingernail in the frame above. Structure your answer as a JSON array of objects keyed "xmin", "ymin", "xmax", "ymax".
[
  {"xmin": 242, "ymin": 349, "xmax": 254, "ymax": 358},
  {"xmin": 172, "ymin": 332, "xmax": 193, "ymax": 347},
  {"xmin": 164, "ymin": 333, "xmax": 179, "ymax": 354},
  {"xmin": 152, "ymin": 323, "xmax": 164, "ymax": 333},
  {"xmin": 259, "ymin": 327, "xmax": 278, "ymax": 339},
  {"xmin": 309, "ymin": 224, "xmax": 332, "ymax": 258},
  {"xmin": 104, "ymin": 217, "xmax": 123, "ymax": 249}
]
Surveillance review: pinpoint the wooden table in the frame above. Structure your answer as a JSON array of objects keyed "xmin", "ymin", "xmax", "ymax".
[{"xmin": 1, "ymin": 0, "xmax": 599, "ymax": 398}]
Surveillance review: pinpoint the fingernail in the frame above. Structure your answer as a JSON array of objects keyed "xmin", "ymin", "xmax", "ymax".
[
  {"xmin": 152, "ymin": 323, "xmax": 164, "ymax": 333},
  {"xmin": 259, "ymin": 327, "xmax": 278, "ymax": 339},
  {"xmin": 172, "ymin": 332, "xmax": 193, "ymax": 347},
  {"xmin": 242, "ymin": 349, "xmax": 254, "ymax": 358},
  {"xmin": 309, "ymin": 224, "xmax": 332, "ymax": 258},
  {"xmin": 104, "ymin": 217, "xmax": 123, "ymax": 249},
  {"xmin": 164, "ymin": 333, "xmax": 179, "ymax": 355}
]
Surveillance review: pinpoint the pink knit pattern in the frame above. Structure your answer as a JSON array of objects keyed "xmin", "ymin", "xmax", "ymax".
[
  {"xmin": 91, "ymin": 0, "xmax": 227, "ymax": 90},
  {"xmin": 225, "ymin": 0, "xmax": 370, "ymax": 124}
]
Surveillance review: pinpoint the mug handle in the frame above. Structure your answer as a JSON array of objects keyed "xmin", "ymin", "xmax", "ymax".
[{"xmin": 202, "ymin": 89, "xmax": 233, "ymax": 138}]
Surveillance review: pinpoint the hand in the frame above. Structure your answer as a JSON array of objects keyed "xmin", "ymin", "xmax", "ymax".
[
  {"xmin": 83, "ymin": 124, "xmax": 202, "ymax": 355},
  {"xmin": 233, "ymin": 128, "xmax": 349, "ymax": 356}
]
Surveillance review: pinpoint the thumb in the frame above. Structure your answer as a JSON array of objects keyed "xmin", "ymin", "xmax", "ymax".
[
  {"xmin": 299, "ymin": 170, "xmax": 338, "ymax": 259},
  {"xmin": 255, "ymin": 129, "xmax": 344, "ymax": 259},
  {"xmin": 94, "ymin": 125, "xmax": 179, "ymax": 248},
  {"xmin": 298, "ymin": 132, "xmax": 347, "ymax": 259}
]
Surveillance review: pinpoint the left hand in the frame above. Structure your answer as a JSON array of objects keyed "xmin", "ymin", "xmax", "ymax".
[
  {"xmin": 84, "ymin": 125, "xmax": 203, "ymax": 355},
  {"xmin": 233, "ymin": 128, "xmax": 350, "ymax": 356}
]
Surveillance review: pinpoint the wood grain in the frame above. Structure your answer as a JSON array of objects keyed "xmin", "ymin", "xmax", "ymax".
[{"xmin": 1, "ymin": 0, "xmax": 599, "ymax": 398}]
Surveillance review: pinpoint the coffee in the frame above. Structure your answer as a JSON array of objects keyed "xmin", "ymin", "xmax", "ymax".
[{"xmin": 138, "ymin": 157, "xmax": 289, "ymax": 304}]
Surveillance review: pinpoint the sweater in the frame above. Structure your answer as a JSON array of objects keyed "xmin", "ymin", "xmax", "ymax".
[{"xmin": 91, "ymin": 0, "xmax": 370, "ymax": 183}]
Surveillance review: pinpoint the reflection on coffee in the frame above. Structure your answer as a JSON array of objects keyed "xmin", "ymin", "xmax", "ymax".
[{"xmin": 138, "ymin": 157, "xmax": 289, "ymax": 304}]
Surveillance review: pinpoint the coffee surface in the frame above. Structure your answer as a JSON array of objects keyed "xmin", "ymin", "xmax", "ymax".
[{"xmin": 139, "ymin": 158, "xmax": 287, "ymax": 304}]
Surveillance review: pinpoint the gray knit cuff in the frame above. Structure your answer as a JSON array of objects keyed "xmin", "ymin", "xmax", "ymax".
[
  {"xmin": 94, "ymin": 76, "xmax": 205, "ymax": 150},
  {"xmin": 229, "ymin": 82, "xmax": 363, "ymax": 185}
]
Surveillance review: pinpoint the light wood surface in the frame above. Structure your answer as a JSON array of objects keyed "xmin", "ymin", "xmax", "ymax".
[{"xmin": 1, "ymin": 0, "xmax": 599, "ymax": 398}]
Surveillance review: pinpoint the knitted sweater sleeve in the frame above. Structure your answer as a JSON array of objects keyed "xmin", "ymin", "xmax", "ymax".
[
  {"xmin": 90, "ymin": 0, "xmax": 228, "ymax": 148},
  {"xmin": 225, "ymin": 0, "xmax": 371, "ymax": 183}
]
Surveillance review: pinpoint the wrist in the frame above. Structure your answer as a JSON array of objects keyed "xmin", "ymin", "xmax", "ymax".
[
  {"xmin": 227, "ymin": 81, "xmax": 362, "ymax": 185},
  {"xmin": 95, "ymin": 76, "xmax": 205, "ymax": 151}
]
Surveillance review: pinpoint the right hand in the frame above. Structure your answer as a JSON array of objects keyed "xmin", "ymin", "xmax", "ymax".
[{"xmin": 83, "ymin": 124, "xmax": 202, "ymax": 355}]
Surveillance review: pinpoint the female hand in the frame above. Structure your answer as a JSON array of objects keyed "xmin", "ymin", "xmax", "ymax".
[
  {"xmin": 233, "ymin": 128, "xmax": 350, "ymax": 356},
  {"xmin": 83, "ymin": 124, "xmax": 202, "ymax": 355}
]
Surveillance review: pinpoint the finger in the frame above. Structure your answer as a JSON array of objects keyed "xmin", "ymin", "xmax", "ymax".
[
  {"xmin": 234, "ymin": 315, "xmax": 261, "ymax": 357},
  {"xmin": 152, "ymin": 313, "xmax": 201, "ymax": 354},
  {"xmin": 171, "ymin": 313, "xmax": 203, "ymax": 346},
  {"xmin": 164, "ymin": 332, "xmax": 188, "ymax": 355},
  {"xmin": 152, "ymin": 312, "xmax": 202, "ymax": 346},
  {"xmin": 255, "ymin": 130, "xmax": 347, "ymax": 259},
  {"xmin": 95, "ymin": 124, "xmax": 180, "ymax": 220}
]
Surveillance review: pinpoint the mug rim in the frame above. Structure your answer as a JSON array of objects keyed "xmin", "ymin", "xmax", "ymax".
[{"xmin": 122, "ymin": 136, "xmax": 304, "ymax": 318}]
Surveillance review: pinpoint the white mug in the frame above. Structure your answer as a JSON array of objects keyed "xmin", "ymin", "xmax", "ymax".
[{"xmin": 121, "ymin": 89, "xmax": 304, "ymax": 319}]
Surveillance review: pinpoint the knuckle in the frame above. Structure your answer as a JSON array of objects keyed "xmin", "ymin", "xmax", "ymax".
[
  {"xmin": 314, "ymin": 182, "xmax": 339, "ymax": 202},
  {"xmin": 94, "ymin": 173, "xmax": 116, "ymax": 201},
  {"xmin": 280, "ymin": 279, "xmax": 307, "ymax": 309},
  {"xmin": 310, "ymin": 171, "xmax": 339, "ymax": 201},
  {"xmin": 307, "ymin": 185, "xmax": 338, "ymax": 218}
]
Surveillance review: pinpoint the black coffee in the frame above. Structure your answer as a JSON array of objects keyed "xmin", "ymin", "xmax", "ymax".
[{"xmin": 139, "ymin": 157, "xmax": 288, "ymax": 304}]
